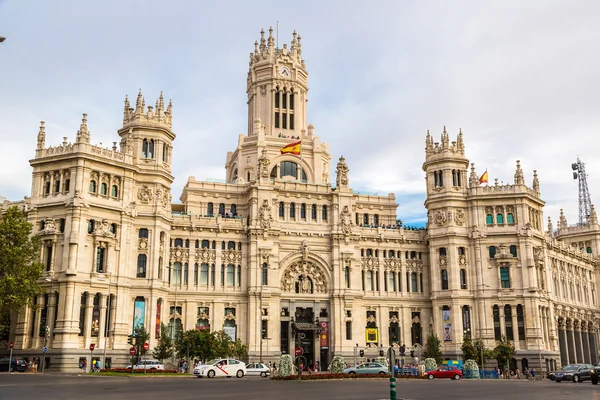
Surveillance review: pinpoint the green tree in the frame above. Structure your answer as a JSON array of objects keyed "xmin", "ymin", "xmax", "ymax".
[
  {"xmin": 493, "ymin": 335, "xmax": 516, "ymax": 371},
  {"xmin": 0, "ymin": 206, "xmax": 44, "ymax": 332},
  {"xmin": 423, "ymin": 331, "xmax": 443, "ymax": 364},
  {"xmin": 133, "ymin": 324, "xmax": 151, "ymax": 362},
  {"xmin": 230, "ymin": 338, "xmax": 248, "ymax": 362},
  {"xmin": 461, "ymin": 335, "xmax": 478, "ymax": 361},
  {"xmin": 213, "ymin": 330, "xmax": 233, "ymax": 358},
  {"xmin": 153, "ymin": 323, "xmax": 174, "ymax": 362},
  {"xmin": 176, "ymin": 329, "xmax": 216, "ymax": 362}
]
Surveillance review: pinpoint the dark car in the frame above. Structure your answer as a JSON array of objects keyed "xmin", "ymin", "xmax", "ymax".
[
  {"xmin": 590, "ymin": 365, "xmax": 600, "ymax": 384},
  {"xmin": 0, "ymin": 357, "xmax": 28, "ymax": 372},
  {"xmin": 554, "ymin": 364, "xmax": 594, "ymax": 383}
]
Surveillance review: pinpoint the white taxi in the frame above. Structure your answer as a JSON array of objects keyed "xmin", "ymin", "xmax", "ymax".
[{"xmin": 193, "ymin": 358, "xmax": 246, "ymax": 378}]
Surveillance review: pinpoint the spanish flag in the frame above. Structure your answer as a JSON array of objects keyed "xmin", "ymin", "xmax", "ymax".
[
  {"xmin": 479, "ymin": 169, "xmax": 488, "ymax": 185},
  {"xmin": 281, "ymin": 141, "xmax": 301, "ymax": 155}
]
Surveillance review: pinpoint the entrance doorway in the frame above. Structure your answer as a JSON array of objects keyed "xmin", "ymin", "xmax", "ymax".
[{"xmin": 297, "ymin": 329, "xmax": 315, "ymax": 369}]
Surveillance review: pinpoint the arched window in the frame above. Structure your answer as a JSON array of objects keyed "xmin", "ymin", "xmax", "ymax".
[
  {"xmin": 232, "ymin": 168, "xmax": 238, "ymax": 181},
  {"xmin": 270, "ymin": 167, "xmax": 278, "ymax": 179},
  {"xmin": 441, "ymin": 269, "xmax": 448, "ymax": 290},
  {"xmin": 231, "ymin": 204, "xmax": 237, "ymax": 216},
  {"xmin": 173, "ymin": 262, "xmax": 182, "ymax": 285},
  {"xmin": 587, "ymin": 247, "xmax": 593, "ymax": 254},
  {"xmin": 489, "ymin": 246, "xmax": 496, "ymax": 258},
  {"xmin": 207, "ymin": 202, "xmax": 214, "ymax": 216},
  {"xmin": 300, "ymin": 203, "xmax": 306, "ymax": 219},
  {"xmin": 201, "ymin": 240, "xmax": 210, "ymax": 249},
  {"xmin": 504, "ymin": 305, "xmax": 514, "ymax": 340},
  {"xmin": 290, "ymin": 203, "xmax": 296, "ymax": 218},
  {"xmin": 100, "ymin": 183, "xmax": 107, "ymax": 195},
  {"xmin": 193, "ymin": 263, "xmax": 198, "ymax": 285},
  {"xmin": 458, "ymin": 247, "xmax": 465, "ymax": 256},
  {"xmin": 227, "ymin": 241, "xmax": 236, "ymax": 250},
  {"xmin": 363, "ymin": 214, "xmax": 369, "ymax": 225},
  {"xmin": 218, "ymin": 203, "xmax": 225, "ymax": 216},
  {"xmin": 200, "ymin": 263, "xmax": 209, "ymax": 285},
  {"xmin": 486, "ymin": 214, "xmax": 493, "ymax": 225},
  {"xmin": 139, "ymin": 228, "xmax": 149, "ymax": 238},
  {"xmin": 185, "ymin": 239, "xmax": 190, "ymax": 248},
  {"xmin": 460, "ymin": 269, "xmax": 467, "ymax": 289},
  {"xmin": 195, "ymin": 240, "xmax": 199, "ymax": 248},
  {"xmin": 142, "ymin": 139, "xmax": 148, "ymax": 158},
  {"xmin": 311, "ymin": 204, "xmax": 317, "ymax": 220},
  {"xmin": 158, "ymin": 256, "xmax": 163, "ymax": 280},
  {"xmin": 439, "ymin": 247, "xmax": 447, "ymax": 257},
  {"xmin": 289, "ymin": 92, "xmax": 294, "ymax": 110},
  {"xmin": 261, "ymin": 263, "xmax": 268, "ymax": 285},
  {"xmin": 374, "ymin": 214, "xmax": 379, "ymax": 226},
  {"xmin": 279, "ymin": 202, "xmax": 284, "ymax": 217},
  {"xmin": 274, "ymin": 88, "xmax": 280, "ymax": 108},
  {"xmin": 64, "ymin": 179, "xmax": 70, "ymax": 193},
  {"xmin": 322, "ymin": 205, "xmax": 328, "ymax": 222},
  {"xmin": 388, "ymin": 250, "xmax": 395, "ymax": 258},
  {"xmin": 90, "ymin": 180, "xmax": 97, "ymax": 193},
  {"xmin": 137, "ymin": 254, "xmax": 147, "ymax": 278},
  {"xmin": 507, "ymin": 213, "xmax": 514, "ymax": 224},
  {"xmin": 516, "ymin": 304, "xmax": 525, "ymax": 340},
  {"xmin": 111, "ymin": 185, "xmax": 118, "ymax": 198},
  {"xmin": 366, "ymin": 249, "xmax": 373, "ymax": 257},
  {"xmin": 148, "ymin": 139, "xmax": 154, "ymax": 158},
  {"xmin": 174, "ymin": 238, "xmax": 183, "ymax": 247},
  {"xmin": 54, "ymin": 180, "xmax": 61, "ymax": 193},
  {"xmin": 493, "ymin": 305, "xmax": 501, "ymax": 340},
  {"xmin": 168, "ymin": 318, "xmax": 182, "ymax": 339},
  {"xmin": 280, "ymin": 161, "xmax": 298, "ymax": 179},
  {"xmin": 496, "ymin": 213, "xmax": 504, "ymax": 224},
  {"xmin": 509, "ymin": 245, "xmax": 518, "ymax": 257}
]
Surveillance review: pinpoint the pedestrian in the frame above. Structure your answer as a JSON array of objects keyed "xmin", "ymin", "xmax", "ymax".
[
  {"xmin": 530, "ymin": 368, "xmax": 536, "ymax": 381},
  {"xmin": 515, "ymin": 368, "xmax": 520, "ymax": 379}
]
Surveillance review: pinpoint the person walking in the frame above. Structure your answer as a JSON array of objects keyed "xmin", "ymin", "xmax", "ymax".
[{"xmin": 530, "ymin": 368, "xmax": 536, "ymax": 381}]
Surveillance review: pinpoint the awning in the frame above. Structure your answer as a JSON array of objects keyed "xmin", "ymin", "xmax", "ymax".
[{"xmin": 294, "ymin": 322, "xmax": 322, "ymax": 332}]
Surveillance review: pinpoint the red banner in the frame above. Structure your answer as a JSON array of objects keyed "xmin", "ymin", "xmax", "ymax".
[
  {"xmin": 320, "ymin": 321, "xmax": 329, "ymax": 348},
  {"xmin": 155, "ymin": 301, "xmax": 161, "ymax": 339}
]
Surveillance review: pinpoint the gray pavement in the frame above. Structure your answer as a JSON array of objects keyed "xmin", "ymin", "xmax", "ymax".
[{"xmin": 0, "ymin": 374, "xmax": 598, "ymax": 400}]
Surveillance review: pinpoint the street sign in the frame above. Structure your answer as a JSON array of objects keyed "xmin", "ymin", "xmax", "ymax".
[
  {"xmin": 43, "ymin": 347, "xmax": 48, "ymax": 353},
  {"xmin": 143, "ymin": 342, "xmax": 149, "ymax": 351},
  {"xmin": 89, "ymin": 343, "xmax": 95, "ymax": 352},
  {"xmin": 295, "ymin": 346, "xmax": 303, "ymax": 356},
  {"xmin": 130, "ymin": 347, "xmax": 137, "ymax": 356},
  {"xmin": 9, "ymin": 341, "xmax": 14, "ymax": 349}
]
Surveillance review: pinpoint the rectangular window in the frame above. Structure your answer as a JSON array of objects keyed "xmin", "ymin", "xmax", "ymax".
[
  {"xmin": 226, "ymin": 265, "xmax": 235, "ymax": 286},
  {"xmin": 366, "ymin": 270, "xmax": 373, "ymax": 291},
  {"xmin": 262, "ymin": 263, "xmax": 268, "ymax": 285},
  {"xmin": 183, "ymin": 263, "xmax": 189, "ymax": 285},
  {"xmin": 322, "ymin": 206, "xmax": 328, "ymax": 222},
  {"xmin": 275, "ymin": 91, "xmax": 280, "ymax": 108},
  {"xmin": 280, "ymin": 321, "xmax": 289, "ymax": 353},
  {"xmin": 210, "ymin": 265, "xmax": 215, "ymax": 286},
  {"xmin": 389, "ymin": 272, "xmax": 396, "ymax": 292},
  {"xmin": 194, "ymin": 264, "xmax": 198, "ymax": 285},
  {"xmin": 290, "ymin": 114, "xmax": 294, "ymax": 130},
  {"xmin": 96, "ymin": 247, "xmax": 105, "ymax": 273},
  {"xmin": 275, "ymin": 112, "xmax": 280, "ymax": 128},
  {"xmin": 441, "ymin": 269, "xmax": 448, "ymax": 290},
  {"xmin": 282, "ymin": 113, "xmax": 287, "ymax": 129},
  {"xmin": 139, "ymin": 228, "xmax": 149, "ymax": 239},
  {"xmin": 137, "ymin": 254, "xmax": 147, "ymax": 278},
  {"xmin": 237, "ymin": 265, "xmax": 241, "ymax": 287},
  {"xmin": 411, "ymin": 272, "xmax": 418, "ymax": 292},
  {"xmin": 290, "ymin": 93, "xmax": 294, "ymax": 109},
  {"xmin": 173, "ymin": 262, "xmax": 182, "ymax": 285},
  {"xmin": 261, "ymin": 320, "xmax": 268, "ymax": 339},
  {"xmin": 500, "ymin": 267, "xmax": 510, "ymax": 288},
  {"xmin": 282, "ymin": 92, "xmax": 287, "ymax": 109},
  {"xmin": 345, "ymin": 267, "xmax": 350, "ymax": 289},
  {"xmin": 460, "ymin": 269, "xmax": 467, "ymax": 289},
  {"xmin": 345, "ymin": 321, "xmax": 352, "ymax": 340},
  {"xmin": 45, "ymin": 244, "xmax": 53, "ymax": 271},
  {"xmin": 221, "ymin": 265, "xmax": 225, "ymax": 286}
]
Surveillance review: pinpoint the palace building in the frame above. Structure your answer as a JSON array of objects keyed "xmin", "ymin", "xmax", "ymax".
[{"xmin": 2, "ymin": 28, "xmax": 600, "ymax": 373}]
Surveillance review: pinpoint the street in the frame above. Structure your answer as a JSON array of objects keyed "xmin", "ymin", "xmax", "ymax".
[{"xmin": 0, "ymin": 374, "xmax": 599, "ymax": 400}]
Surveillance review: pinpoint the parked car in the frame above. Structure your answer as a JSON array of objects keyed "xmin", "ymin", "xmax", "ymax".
[
  {"xmin": 0, "ymin": 357, "xmax": 28, "ymax": 372},
  {"xmin": 590, "ymin": 365, "xmax": 600, "ymax": 384},
  {"xmin": 193, "ymin": 358, "xmax": 246, "ymax": 378},
  {"xmin": 125, "ymin": 360, "xmax": 165, "ymax": 371},
  {"xmin": 246, "ymin": 362, "xmax": 270, "ymax": 377},
  {"xmin": 424, "ymin": 366, "xmax": 463, "ymax": 380},
  {"xmin": 554, "ymin": 364, "xmax": 594, "ymax": 382},
  {"xmin": 342, "ymin": 362, "xmax": 388, "ymax": 375}
]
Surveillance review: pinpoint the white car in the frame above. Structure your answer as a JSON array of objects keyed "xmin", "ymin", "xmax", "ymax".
[
  {"xmin": 193, "ymin": 358, "xmax": 246, "ymax": 378},
  {"xmin": 126, "ymin": 360, "xmax": 165, "ymax": 371},
  {"xmin": 245, "ymin": 362, "xmax": 270, "ymax": 377}
]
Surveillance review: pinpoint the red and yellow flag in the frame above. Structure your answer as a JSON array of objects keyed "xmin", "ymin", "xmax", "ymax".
[
  {"xmin": 281, "ymin": 141, "xmax": 301, "ymax": 155},
  {"xmin": 479, "ymin": 170, "xmax": 488, "ymax": 184}
]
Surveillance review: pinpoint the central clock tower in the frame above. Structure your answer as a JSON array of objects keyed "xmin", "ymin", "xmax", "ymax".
[{"xmin": 246, "ymin": 27, "xmax": 309, "ymax": 137}]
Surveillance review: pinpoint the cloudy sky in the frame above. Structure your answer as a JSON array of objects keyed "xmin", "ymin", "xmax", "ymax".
[{"xmin": 1, "ymin": 0, "xmax": 599, "ymax": 226}]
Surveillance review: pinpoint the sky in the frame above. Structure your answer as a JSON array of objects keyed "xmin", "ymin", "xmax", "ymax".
[{"xmin": 1, "ymin": 0, "xmax": 599, "ymax": 226}]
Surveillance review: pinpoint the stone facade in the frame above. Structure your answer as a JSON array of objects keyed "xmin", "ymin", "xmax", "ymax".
[{"xmin": 1, "ymin": 28, "xmax": 599, "ymax": 373}]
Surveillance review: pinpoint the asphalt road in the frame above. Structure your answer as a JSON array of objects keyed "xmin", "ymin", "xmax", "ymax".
[{"xmin": 0, "ymin": 374, "xmax": 598, "ymax": 400}]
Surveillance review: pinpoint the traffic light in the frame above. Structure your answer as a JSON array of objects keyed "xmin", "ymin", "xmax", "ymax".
[
  {"xmin": 359, "ymin": 349, "xmax": 365, "ymax": 358},
  {"xmin": 127, "ymin": 335, "xmax": 133, "ymax": 345}
]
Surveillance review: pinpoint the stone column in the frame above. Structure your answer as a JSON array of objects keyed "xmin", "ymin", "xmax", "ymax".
[
  {"xmin": 582, "ymin": 321, "xmax": 591, "ymax": 364},
  {"xmin": 98, "ymin": 294, "xmax": 107, "ymax": 350},
  {"xmin": 574, "ymin": 321, "xmax": 584, "ymax": 363},
  {"xmin": 499, "ymin": 310, "xmax": 506, "ymax": 341},
  {"xmin": 83, "ymin": 293, "xmax": 94, "ymax": 348},
  {"xmin": 543, "ymin": 308, "xmax": 550, "ymax": 349},
  {"xmin": 511, "ymin": 308, "xmax": 520, "ymax": 350},
  {"xmin": 108, "ymin": 294, "xmax": 117, "ymax": 348},
  {"xmin": 589, "ymin": 323, "xmax": 598, "ymax": 365},
  {"xmin": 32, "ymin": 295, "xmax": 45, "ymax": 348},
  {"xmin": 558, "ymin": 318, "xmax": 568, "ymax": 367},
  {"xmin": 46, "ymin": 292, "xmax": 58, "ymax": 345},
  {"xmin": 566, "ymin": 319, "xmax": 576, "ymax": 364}
]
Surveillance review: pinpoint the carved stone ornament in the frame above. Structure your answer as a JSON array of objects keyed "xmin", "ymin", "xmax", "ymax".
[
  {"xmin": 260, "ymin": 85, "xmax": 267, "ymax": 96},
  {"xmin": 434, "ymin": 210, "xmax": 447, "ymax": 226},
  {"xmin": 301, "ymin": 240, "xmax": 310, "ymax": 262},
  {"xmin": 280, "ymin": 262, "xmax": 328, "ymax": 293},
  {"xmin": 496, "ymin": 245, "xmax": 512, "ymax": 259},
  {"xmin": 367, "ymin": 314, "xmax": 377, "ymax": 324},
  {"xmin": 94, "ymin": 219, "xmax": 115, "ymax": 238},
  {"xmin": 40, "ymin": 218, "xmax": 57, "ymax": 235},
  {"xmin": 259, "ymin": 199, "xmax": 273, "ymax": 229},
  {"xmin": 139, "ymin": 238, "xmax": 148, "ymax": 250},
  {"xmin": 257, "ymin": 149, "xmax": 270, "ymax": 178},
  {"xmin": 389, "ymin": 315, "xmax": 399, "ymax": 324},
  {"xmin": 225, "ymin": 311, "xmax": 236, "ymax": 321},
  {"xmin": 454, "ymin": 209, "xmax": 466, "ymax": 226},
  {"xmin": 335, "ymin": 156, "xmax": 349, "ymax": 188},
  {"xmin": 340, "ymin": 205, "xmax": 353, "ymax": 234},
  {"xmin": 137, "ymin": 185, "xmax": 152, "ymax": 204}
]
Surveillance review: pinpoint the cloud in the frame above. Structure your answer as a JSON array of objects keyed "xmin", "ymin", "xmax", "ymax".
[{"xmin": 1, "ymin": 0, "xmax": 599, "ymax": 227}]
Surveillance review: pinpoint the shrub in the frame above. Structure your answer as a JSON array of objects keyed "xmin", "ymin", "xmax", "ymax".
[
  {"xmin": 329, "ymin": 356, "xmax": 345, "ymax": 374},
  {"xmin": 424, "ymin": 358, "xmax": 437, "ymax": 372},
  {"xmin": 278, "ymin": 354, "xmax": 293, "ymax": 377},
  {"xmin": 271, "ymin": 373, "xmax": 426, "ymax": 381},
  {"xmin": 462, "ymin": 359, "xmax": 479, "ymax": 379}
]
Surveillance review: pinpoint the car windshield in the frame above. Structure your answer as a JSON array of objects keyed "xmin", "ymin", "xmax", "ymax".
[
  {"xmin": 207, "ymin": 359, "xmax": 221, "ymax": 365},
  {"xmin": 563, "ymin": 365, "xmax": 578, "ymax": 370}
]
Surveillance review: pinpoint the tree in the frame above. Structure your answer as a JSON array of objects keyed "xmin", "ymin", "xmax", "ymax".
[
  {"xmin": 176, "ymin": 329, "xmax": 216, "ymax": 362},
  {"xmin": 0, "ymin": 206, "xmax": 44, "ymax": 332},
  {"xmin": 133, "ymin": 324, "xmax": 150, "ymax": 363},
  {"xmin": 493, "ymin": 335, "xmax": 516, "ymax": 371},
  {"xmin": 461, "ymin": 335, "xmax": 478, "ymax": 361},
  {"xmin": 230, "ymin": 338, "xmax": 248, "ymax": 362},
  {"xmin": 423, "ymin": 331, "xmax": 443, "ymax": 364},
  {"xmin": 153, "ymin": 323, "xmax": 174, "ymax": 363}
]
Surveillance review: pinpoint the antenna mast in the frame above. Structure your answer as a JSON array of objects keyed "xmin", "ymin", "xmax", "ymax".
[
  {"xmin": 572, "ymin": 157, "xmax": 593, "ymax": 225},
  {"xmin": 276, "ymin": 21, "xmax": 279, "ymax": 49}
]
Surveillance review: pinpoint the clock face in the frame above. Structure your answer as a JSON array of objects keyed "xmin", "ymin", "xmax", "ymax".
[{"xmin": 278, "ymin": 66, "xmax": 291, "ymax": 77}]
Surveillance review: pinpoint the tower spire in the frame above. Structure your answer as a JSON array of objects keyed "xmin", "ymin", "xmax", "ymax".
[
  {"xmin": 532, "ymin": 170, "xmax": 540, "ymax": 193},
  {"xmin": 36, "ymin": 121, "xmax": 46, "ymax": 150},
  {"xmin": 135, "ymin": 89, "xmax": 143, "ymax": 114},
  {"xmin": 268, "ymin": 26, "xmax": 275, "ymax": 52},
  {"xmin": 76, "ymin": 113, "xmax": 90, "ymax": 143}
]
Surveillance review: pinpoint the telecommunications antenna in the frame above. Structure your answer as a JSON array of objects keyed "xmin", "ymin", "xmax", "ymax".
[{"xmin": 572, "ymin": 157, "xmax": 593, "ymax": 225}]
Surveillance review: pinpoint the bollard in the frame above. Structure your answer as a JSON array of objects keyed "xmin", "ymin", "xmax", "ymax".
[{"xmin": 389, "ymin": 376, "xmax": 397, "ymax": 400}]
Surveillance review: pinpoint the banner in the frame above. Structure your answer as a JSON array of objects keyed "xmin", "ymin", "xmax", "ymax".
[
  {"xmin": 365, "ymin": 328, "xmax": 378, "ymax": 343},
  {"xmin": 155, "ymin": 301, "xmax": 161, "ymax": 339},
  {"xmin": 320, "ymin": 321, "xmax": 329, "ymax": 348},
  {"xmin": 134, "ymin": 299, "xmax": 145, "ymax": 331},
  {"xmin": 442, "ymin": 309, "xmax": 452, "ymax": 342}
]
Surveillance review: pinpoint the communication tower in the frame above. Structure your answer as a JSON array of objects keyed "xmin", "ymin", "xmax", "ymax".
[{"xmin": 572, "ymin": 157, "xmax": 593, "ymax": 225}]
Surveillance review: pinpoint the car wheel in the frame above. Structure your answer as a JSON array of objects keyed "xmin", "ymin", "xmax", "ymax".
[
  {"xmin": 236, "ymin": 370, "xmax": 244, "ymax": 378},
  {"xmin": 428, "ymin": 374, "xmax": 434, "ymax": 380},
  {"xmin": 349, "ymin": 371, "xmax": 356, "ymax": 375},
  {"xmin": 573, "ymin": 374, "xmax": 580, "ymax": 383},
  {"xmin": 207, "ymin": 370, "xmax": 215, "ymax": 378},
  {"xmin": 592, "ymin": 378, "xmax": 598, "ymax": 385},
  {"xmin": 260, "ymin": 371, "xmax": 267, "ymax": 378},
  {"xmin": 379, "ymin": 371, "xmax": 386, "ymax": 376},
  {"xmin": 454, "ymin": 374, "xmax": 461, "ymax": 380}
]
